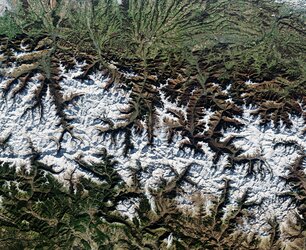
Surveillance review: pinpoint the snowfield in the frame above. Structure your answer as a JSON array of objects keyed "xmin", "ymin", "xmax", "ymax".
[{"xmin": 0, "ymin": 60, "xmax": 305, "ymax": 237}]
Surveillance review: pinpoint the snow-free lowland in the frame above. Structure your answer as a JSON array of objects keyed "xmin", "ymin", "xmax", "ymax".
[{"xmin": 0, "ymin": 56, "xmax": 305, "ymax": 238}]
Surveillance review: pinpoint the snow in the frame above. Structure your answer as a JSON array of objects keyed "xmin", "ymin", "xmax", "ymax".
[
  {"xmin": 275, "ymin": 0, "xmax": 306, "ymax": 8},
  {"xmin": 116, "ymin": 198, "xmax": 140, "ymax": 221},
  {"xmin": 0, "ymin": 50, "xmax": 305, "ymax": 236},
  {"xmin": 0, "ymin": 0, "xmax": 11, "ymax": 16}
]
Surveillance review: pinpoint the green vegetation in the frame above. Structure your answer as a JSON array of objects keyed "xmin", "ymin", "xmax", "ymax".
[
  {"xmin": 1, "ymin": 159, "xmax": 305, "ymax": 249},
  {"xmin": 1, "ymin": 0, "xmax": 304, "ymax": 79},
  {"xmin": 0, "ymin": 12, "xmax": 21, "ymax": 39},
  {"xmin": 0, "ymin": 155, "xmax": 124, "ymax": 249},
  {"xmin": 1, "ymin": 0, "xmax": 305, "ymax": 121}
]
